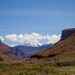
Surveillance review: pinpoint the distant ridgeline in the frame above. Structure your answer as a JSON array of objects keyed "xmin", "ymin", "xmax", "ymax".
[{"xmin": 61, "ymin": 28, "xmax": 75, "ymax": 40}]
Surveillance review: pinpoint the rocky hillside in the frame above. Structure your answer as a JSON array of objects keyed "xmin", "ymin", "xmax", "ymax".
[
  {"xmin": 31, "ymin": 28, "xmax": 75, "ymax": 63},
  {"xmin": 0, "ymin": 28, "xmax": 75, "ymax": 64}
]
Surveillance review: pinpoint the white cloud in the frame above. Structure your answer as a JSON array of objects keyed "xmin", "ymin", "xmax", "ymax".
[{"xmin": 0, "ymin": 33, "xmax": 61, "ymax": 47}]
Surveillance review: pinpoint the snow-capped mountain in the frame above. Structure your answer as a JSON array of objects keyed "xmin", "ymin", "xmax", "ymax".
[
  {"xmin": 0, "ymin": 39, "xmax": 53, "ymax": 60},
  {"xmin": 0, "ymin": 32, "xmax": 60, "ymax": 47},
  {"xmin": 0, "ymin": 33, "xmax": 60, "ymax": 59},
  {"xmin": 11, "ymin": 44, "xmax": 53, "ymax": 58}
]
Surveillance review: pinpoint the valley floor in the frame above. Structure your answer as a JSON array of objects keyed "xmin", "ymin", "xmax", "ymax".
[{"xmin": 0, "ymin": 63, "xmax": 75, "ymax": 75}]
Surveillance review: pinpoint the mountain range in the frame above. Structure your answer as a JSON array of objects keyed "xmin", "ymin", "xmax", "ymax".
[
  {"xmin": 0, "ymin": 40, "xmax": 52, "ymax": 63},
  {"xmin": 30, "ymin": 28, "xmax": 75, "ymax": 65},
  {"xmin": 0, "ymin": 28, "xmax": 75, "ymax": 64}
]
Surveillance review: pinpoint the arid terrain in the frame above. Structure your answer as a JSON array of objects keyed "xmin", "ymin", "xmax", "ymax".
[{"xmin": 0, "ymin": 28, "xmax": 75, "ymax": 75}]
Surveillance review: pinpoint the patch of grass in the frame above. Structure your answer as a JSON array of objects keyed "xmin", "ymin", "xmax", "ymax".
[
  {"xmin": 0, "ymin": 63, "xmax": 75, "ymax": 75},
  {"xmin": 0, "ymin": 63, "xmax": 9, "ymax": 69}
]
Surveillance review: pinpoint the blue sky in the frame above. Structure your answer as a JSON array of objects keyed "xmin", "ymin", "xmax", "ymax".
[{"xmin": 0, "ymin": 0, "xmax": 75, "ymax": 35}]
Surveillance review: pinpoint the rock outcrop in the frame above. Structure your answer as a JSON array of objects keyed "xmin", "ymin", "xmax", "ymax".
[
  {"xmin": 31, "ymin": 28, "xmax": 75, "ymax": 59},
  {"xmin": 61, "ymin": 28, "xmax": 75, "ymax": 40}
]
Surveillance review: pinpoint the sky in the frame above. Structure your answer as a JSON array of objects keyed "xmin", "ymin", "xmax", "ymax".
[
  {"xmin": 0, "ymin": 0, "xmax": 75, "ymax": 35},
  {"xmin": 0, "ymin": 0, "xmax": 75, "ymax": 46}
]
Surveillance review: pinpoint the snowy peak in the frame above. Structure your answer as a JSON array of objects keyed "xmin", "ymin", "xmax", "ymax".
[{"xmin": 0, "ymin": 33, "xmax": 61, "ymax": 47}]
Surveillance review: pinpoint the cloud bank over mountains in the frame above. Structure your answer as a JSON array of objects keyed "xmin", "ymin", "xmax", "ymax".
[{"xmin": 0, "ymin": 33, "xmax": 61, "ymax": 47}]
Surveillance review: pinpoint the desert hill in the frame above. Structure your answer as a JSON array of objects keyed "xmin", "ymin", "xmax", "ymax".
[
  {"xmin": 0, "ymin": 40, "xmax": 52, "ymax": 63},
  {"xmin": 0, "ymin": 28, "xmax": 75, "ymax": 64},
  {"xmin": 31, "ymin": 28, "xmax": 75, "ymax": 64}
]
